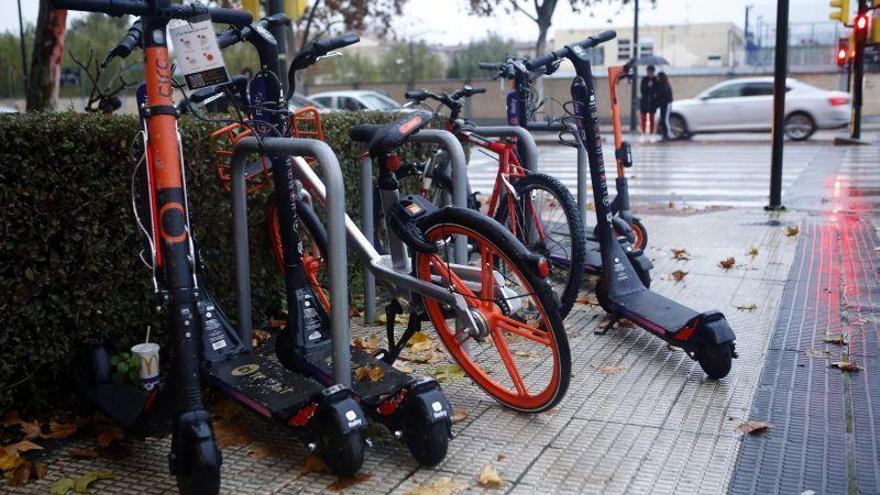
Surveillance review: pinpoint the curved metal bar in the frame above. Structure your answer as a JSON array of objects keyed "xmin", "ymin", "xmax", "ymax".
[{"xmin": 465, "ymin": 125, "xmax": 539, "ymax": 173}]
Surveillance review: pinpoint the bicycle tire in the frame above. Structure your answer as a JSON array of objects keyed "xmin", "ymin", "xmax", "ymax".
[
  {"xmin": 493, "ymin": 173, "xmax": 586, "ymax": 319},
  {"xmin": 415, "ymin": 206, "xmax": 571, "ymax": 413}
]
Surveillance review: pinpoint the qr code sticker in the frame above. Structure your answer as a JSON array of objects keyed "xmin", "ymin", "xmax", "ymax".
[{"xmin": 189, "ymin": 73, "xmax": 205, "ymax": 88}]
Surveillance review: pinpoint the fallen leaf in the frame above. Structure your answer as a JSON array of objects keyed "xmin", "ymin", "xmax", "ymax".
[
  {"xmin": 671, "ymin": 248, "xmax": 691, "ymax": 261},
  {"xmin": 212, "ymin": 397, "xmax": 245, "ymax": 421},
  {"xmin": 618, "ymin": 319, "xmax": 637, "ymax": 329},
  {"xmin": 408, "ymin": 331, "xmax": 434, "ymax": 353},
  {"xmin": 50, "ymin": 478, "xmax": 76, "ymax": 495},
  {"xmin": 267, "ymin": 319, "xmax": 286, "ymax": 329},
  {"xmin": 477, "ymin": 464, "xmax": 504, "ymax": 488},
  {"xmin": 302, "ymin": 454, "xmax": 330, "ymax": 475},
  {"xmin": 376, "ymin": 313, "xmax": 406, "ymax": 326},
  {"xmin": 5, "ymin": 460, "xmax": 30, "ymax": 486},
  {"xmin": 251, "ymin": 329, "xmax": 272, "ymax": 348},
  {"xmin": 46, "ymin": 420, "xmax": 79, "ymax": 440},
  {"xmin": 327, "ymin": 473, "xmax": 372, "ymax": 491},
  {"xmin": 831, "ymin": 361, "xmax": 861, "ymax": 372},
  {"xmin": 575, "ymin": 294, "xmax": 599, "ymax": 306},
  {"xmin": 352, "ymin": 334, "xmax": 381, "ymax": 351},
  {"xmin": 66, "ymin": 448, "xmax": 99, "ymax": 460},
  {"xmin": 451, "ymin": 409, "xmax": 469, "ymax": 424},
  {"xmin": 514, "ymin": 349, "xmax": 538, "ymax": 359},
  {"xmin": 670, "ymin": 270, "xmax": 689, "ymax": 282},
  {"xmin": 748, "ymin": 245, "xmax": 759, "ymax": 258},
  {"xmin": 96, "ymin": 427, "xmax": 124, "ymax": 448},
  {"xmin": 3, "ymin": 440, "xmax": 42, "ymax": 455},
  {"xmin": 247, "ymin": 444, "xmax": 272, "ymax": 460},
  {"xmin": 735, "ymin": 421, "xmax": 771, "ymax": 435},
  {"xmin": 405, "ymin": 477, "xmax": 468, "ymax": 495},
  {"xmin": 786, "ymin": 225, "xmax": 800, "ymax": 237},
  {"xmin": 431, "ymin": 364, "xmax": 466, "ymax": 384},
  {"xmin": 600, "ymin": 366, "xmax": 626, "ymax": 375},
  {"xmin": 0, "ymin": 451, "xmax": 24, "ymax": 472},
  {"xmin": 368, "ymin": 366, "xmax": 385, "ymax": 382},
  {"xmin": 719, "ymin": 257, "xmax": 736, "ymax": 270},
  {"xmin": 824, "ymin": 335, "xmax": 848, "ymax": 345},
  {"xmin": 73, "ymin": 470, "xmax": 116, "ymax": 493},
  {"xmin": 33, "ymin": 461, "xmax": 46, "ymax": 480},
  {"xmin": 736, "ymin": 304, "xmax": 758, "ymax": 311},
  {"xmin": 392, "ymin": 361, "xmax": 414, "ymax": 374},
  {"xmin": 213, "ymin": 419, "xmax": 251, "ymax": 449},
  {"xmin": 399, "ymin": 349, "xmax": 441, "ymax": 365},
  {"xmin": 496, "ymin": 454, "xmax": 507, "ymax": 461}
]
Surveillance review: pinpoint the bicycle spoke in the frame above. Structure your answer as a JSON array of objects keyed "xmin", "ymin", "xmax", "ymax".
[
  {"xmin": 495, "ymin": 314, "xmax": 551, "ymax": 347},
  {"xmin": 490, "ymin": 327, "xmax": 528, "ymax": 396}
]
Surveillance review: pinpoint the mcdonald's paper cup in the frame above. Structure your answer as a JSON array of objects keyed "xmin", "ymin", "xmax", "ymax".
[{"xmin": 131, "ymin": 343, "xmax": 160, "ymax": 390}]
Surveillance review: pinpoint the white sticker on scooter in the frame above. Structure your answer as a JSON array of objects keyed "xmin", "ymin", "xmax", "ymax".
[{"xmin": 169, "ymin": 16, "xmax": 230, "ymax": 90}]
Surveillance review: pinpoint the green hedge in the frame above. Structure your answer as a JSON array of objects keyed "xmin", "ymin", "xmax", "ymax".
[{"xmin": 0, "ymin": 110, "xmax": 430, "ymax": 413}]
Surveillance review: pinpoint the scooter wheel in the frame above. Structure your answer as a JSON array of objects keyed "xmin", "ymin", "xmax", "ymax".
[
  {"xmin": 174, "ymin": 439, "xmax": 221, "ymax": 495},
  {"xmin": 697, "ymin": 342, "xmax": 734, "ymax": 380},
  {"xmin": 630, "ymin": 218, "xmax": 649, "ymax": 251},
  {"xmin": 316, "ymin": 415, "xmax": 364, "ymax": 478},
  {"xmin": 403, "ymin": 413, "xmax": 449, "ymax": 467}
]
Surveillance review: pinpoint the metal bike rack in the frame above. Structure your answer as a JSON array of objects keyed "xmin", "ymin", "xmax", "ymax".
[
  {"xmin": 229, "ymin": 137, "xmax": 352, "ymax": 387},
  {"xmin": 563, "ymin": 121, "xmax": 590, "ymax": 224},
  {"xmin": 465, "ymin": 125, "xmax": 539, "ymax": 173},
  {"xmin": 361, "ymin": 129, "xmax": 469, "ymax": 324}
]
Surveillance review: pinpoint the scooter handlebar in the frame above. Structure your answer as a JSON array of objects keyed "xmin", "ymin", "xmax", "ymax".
[{"xmin": 527, "ymin": 30, "xmax": 616, "ymax": 71}]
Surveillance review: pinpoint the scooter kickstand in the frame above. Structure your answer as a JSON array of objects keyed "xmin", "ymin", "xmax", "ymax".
[{"xmin": 594, "ymin": 317, "xmax": 618, "ymax": 335}]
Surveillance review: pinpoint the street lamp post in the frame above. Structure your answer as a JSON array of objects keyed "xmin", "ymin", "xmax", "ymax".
[
  {"xmin": 630, "ymin": 0, "xmax": 639, "ymax": 133},
  {"xmin": 768, "ymin": 0, "xmax": 790, "ymax": 210}
]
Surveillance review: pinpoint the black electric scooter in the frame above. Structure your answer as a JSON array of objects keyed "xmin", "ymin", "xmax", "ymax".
[
  {"xmin": 206, "ymin": 20, "xmax": 453, "ymax": 466},
  {"xmin": 75, "ymin": 8, "xmax": 369, "ymax": 483},
  {"xmin": 526, "ymin": 32, "xmax": 737, "ymax": 379}
]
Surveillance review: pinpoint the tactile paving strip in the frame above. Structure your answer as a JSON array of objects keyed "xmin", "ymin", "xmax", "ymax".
[{"xmin": 729, "ymin": 203, "xmax": 880, "ymax": 492}]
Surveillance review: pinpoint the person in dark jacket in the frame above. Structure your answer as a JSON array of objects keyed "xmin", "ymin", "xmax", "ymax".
[
  {"xmin": 656, "ymin": 71, "xmax": 674, "ymax": 141},
  {"xmin": 639, "ymin": 65, "xmax": 658, "ymax": 141}
]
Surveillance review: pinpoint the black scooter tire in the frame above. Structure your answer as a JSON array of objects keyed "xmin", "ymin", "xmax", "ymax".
[
  {"xmin": 317, "ymin": 414, "xmax": 365, "ymax": 478},
  {"xmin": 697, "ymin": 342, "xmax": 734, "ymax": 380},
  {"xmin": 494, "ymin": 173, "xmax": 587, "ymax": 319},
  {"xmin": 403, "ymin": 414, "xmax": 449, "ymax": 467},
  {"xmin": 174, "ymin": 439, "xmax": 221, "ymax": 495}
]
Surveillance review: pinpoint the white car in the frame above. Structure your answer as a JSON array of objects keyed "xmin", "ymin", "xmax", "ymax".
[
  {"xmin": 669, "ymin": 77, "xmax": 850, "ymax": 141},
  {"xmin": 308, "ymin": 90, "xmax": 403, "ymax": 111}
]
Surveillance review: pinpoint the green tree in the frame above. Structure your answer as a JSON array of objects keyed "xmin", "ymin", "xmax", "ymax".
[
  {"xmin": 377, "ymin": 41, "xmax": 444, "ymax": 84},
  {"xmin": 0, "ymin": 27, "xmax": 34, "ymax": 99},
  {"xmin": 446, "ymin": 33, "xmax": 515, "ymax": 79}
]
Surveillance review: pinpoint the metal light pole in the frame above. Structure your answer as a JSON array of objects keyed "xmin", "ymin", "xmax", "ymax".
[
  {"xmin": 17, "ymin": 0, "xmax": 28, "ymax": 94},
  {"xmin": 768, "ymin": 0, "xmax": 790, "ymax": 210},
  {"xmin": 267, "ymin": 0, "xmax": 289, "ymax": 92},
  {"xmin": 630, "ymin": 0, "xmax": 639, "ymax": 132},
  {"xmin": 850, "ymin": 0, "xmax": 868, "ymax": 140}
]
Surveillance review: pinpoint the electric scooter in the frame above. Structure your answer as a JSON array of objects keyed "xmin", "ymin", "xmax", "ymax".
[
  {"xmin": 74, "ymin": 6, "xmax": 369, "ymax": 484},
  {"xmin": 204, "ymin": 21, "xmax": 454, "ymax": 466},
  {"xmin": 526, "ymin": 32, "xmax": 737, "ymax": 379}
]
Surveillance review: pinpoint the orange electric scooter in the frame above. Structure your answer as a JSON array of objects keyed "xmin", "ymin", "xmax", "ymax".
[{"xmin": 604, "ymin": 58, "xmax": 648, "ymax": 250}]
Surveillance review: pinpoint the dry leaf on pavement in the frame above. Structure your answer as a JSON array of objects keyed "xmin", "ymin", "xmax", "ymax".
[
  {"xmin": 251, "ymin": 329, "xmax": 272, "ymax": 348},
  {"xmin": 355, "ymin": 366, "xmax": 386, "ymax": 383},
  {"xmin": 735, "ymin": 421, "xmax": 772, "ymax": 435},
  {"xmin": 670, "ymin": 270, "xmax": 689, "ymax": 282},
  {"xmin": 213, "ymin": 419, "xmax": 251, "ymax": 449},
  {"xmin": 619, "ymin": 319, "xmax": 637, "ymax": 328},
  {"xmin": 405, "ymin": 477, "xmax": 468, "ymax": 495},
  {"xmin": 671, "ymin": 248, "xmax": 691, "ymax": 261},
  {"xmin": 477, "ymin": 464, "xmax": 504, "ymax": 488},
  {"xmin": 786, "ymin": 225, "xmax": 800, "ymax": 236},
  {"xmin": 823, "ymin": 335, "xmax": 848, "ymax": 345},
  {"xmin": 392, "ymin": 361, "xmax": 414, "ymax": 374},
  {"xmin": 431, "ymin": 364, "xmax": 466, "ymax": 384},
  {"xmin": 831, "ymin": 361, "xmax": 861, "ymax": 372},
  {"xmin": 748, "ymin": 245, "xmax": 759, "ymax": 258},
  {"xmin": 736, "ymin": 304, "xmax": 758, "ymax": 311},
  {"xmin": 600, "ymin": 366, "xmax": 626, "ymax": 375},
  {"xmin": 719, "ymin": 257, "xmax": 736, "ymax": 270},
  {"xmin": 575, "ymin": 294, "xmax": 599, "ymax": 306},
  {"xmin": 302, "ymin": 454, "xmax": 330, "ymax": 475},
  {"xmin": 408, "ymin": 331, "xmax": 434, "ymax": 353},
  {"xmin": 451, "ymin": 409, "xmax": 469, "ymax": 424},
  {"xmin": 327, "ymin": 473, "xmax": 372, "ymax": 492},
  {"xmin": 352, "ymin": 334, "xmax": 381, "ymax": 351},
  {"xmin": 96, "ymin": 427, "xmax": 124, "ymax": 448}
]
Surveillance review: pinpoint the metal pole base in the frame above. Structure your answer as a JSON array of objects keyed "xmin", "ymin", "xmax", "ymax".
[{"xmin": 833, "ymin": 136, "xmax": 871, "ymax": 146}]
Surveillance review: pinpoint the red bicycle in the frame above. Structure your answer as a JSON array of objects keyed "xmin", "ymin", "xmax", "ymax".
[{"xmin": 403, "ymin": 87, "xmax": 586, "ymax": 318}]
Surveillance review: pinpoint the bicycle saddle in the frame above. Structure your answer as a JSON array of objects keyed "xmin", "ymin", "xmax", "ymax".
[{"xmin": 350, "ymin": 111, "xmax": 432, "ymax": 157}]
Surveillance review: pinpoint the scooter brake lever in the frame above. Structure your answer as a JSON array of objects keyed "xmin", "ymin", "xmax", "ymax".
[{"xmin": 316, "ymin": 51, "xmax": 343, "ymax": 62}]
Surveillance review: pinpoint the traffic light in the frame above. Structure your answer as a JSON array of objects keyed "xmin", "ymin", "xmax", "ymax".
[
  {"xmin": 837, "ymin": 37, "xmax": 849, "ymax": 67},
  {"xmin": 830, "ymin": 0, "xmax": 851, "ymax": 24},
  {"xmin": 854, "ymin": 12, "xmax": 869, "ymax": 42}
]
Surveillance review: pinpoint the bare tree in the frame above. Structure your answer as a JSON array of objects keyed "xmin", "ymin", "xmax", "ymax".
[
  {"xmin": 27, "ymin": 0, "xmax": 67, "ymax": 111},
  {"xmin": 467, "ymin": 0, "xmax": 639, "ymax": 57}
]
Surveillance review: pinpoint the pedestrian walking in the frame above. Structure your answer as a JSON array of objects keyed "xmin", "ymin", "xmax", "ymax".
[
  {"xmin": 639, "ymin": 65, "xmax": 658, "ymax": 142},
  {"xmin": 656, "ymin": 71, "xmax": 674, "ymax": 141}
]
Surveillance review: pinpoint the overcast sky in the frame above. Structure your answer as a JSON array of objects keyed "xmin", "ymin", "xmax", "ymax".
[{"xmin": 3, "ymin": 0, "xmax": 832, "ymax": 45}]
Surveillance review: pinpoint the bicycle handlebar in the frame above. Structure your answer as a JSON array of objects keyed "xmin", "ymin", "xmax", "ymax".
[
  {"xmin": 526, "ymin": 30, "xmax": 616, "ymax": 71},
  {"xmin": 189, "ymin": 74, "xmax": 249, "ymax": 104},
  {"xmin": 52, "ymin": 0, "xmax": 252, "ymax": 26},
  {"xmin": 101, "ymin": 19, "xmax": 142, "ymax": 67},
  {"xmin": 216, "ymin": 13, "xmax": 290, "ymax": 49},
  {"xmin": 313, "ymin": 33, "xmax": 360, "ymax": 53},
  {"xmin": 478, "ymin": 62, "xmax": 502, "ymax": 71}
]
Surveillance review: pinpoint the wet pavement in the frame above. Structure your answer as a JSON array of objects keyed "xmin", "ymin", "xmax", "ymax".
[{"xmin": 4, "ymin": 135, "xmax": 880, "ymax": 494}]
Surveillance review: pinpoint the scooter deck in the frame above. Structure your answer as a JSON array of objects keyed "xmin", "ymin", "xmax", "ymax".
[
  {"xmin": 613, "ymin": 289, "xmax": 699, "ymax": 336},
  {"xmin": 206, "ymin": 347, "xmax": 325, "ymax": 421},
  {"xmin": 348, "ymin": 347, "xmax": 413, "ymax": 406}
]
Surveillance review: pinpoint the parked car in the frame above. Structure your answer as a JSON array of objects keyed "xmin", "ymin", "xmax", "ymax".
[
  {"xmin": 0, "ymin": 105, "xmax": 19, "ymax": 113},
  {"xmin": 308, "ymin": 90, "xmax": 404, "ymax": 111},
  {"xmin": 669, "ymin": 77, "xmax": 850, "ymax": 141},
  {"xmin": 289, "ymin": 93, "xmax": 327, "ymax": 111}
]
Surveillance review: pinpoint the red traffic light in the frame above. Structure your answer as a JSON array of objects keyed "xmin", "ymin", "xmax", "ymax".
[
  {"xmin": 855, "ymin": 14, "xmax": 868, "ymax": 31},
  {"xmin": 837, "ymin": 47, "xmax": 848, "ymax": 66}
]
